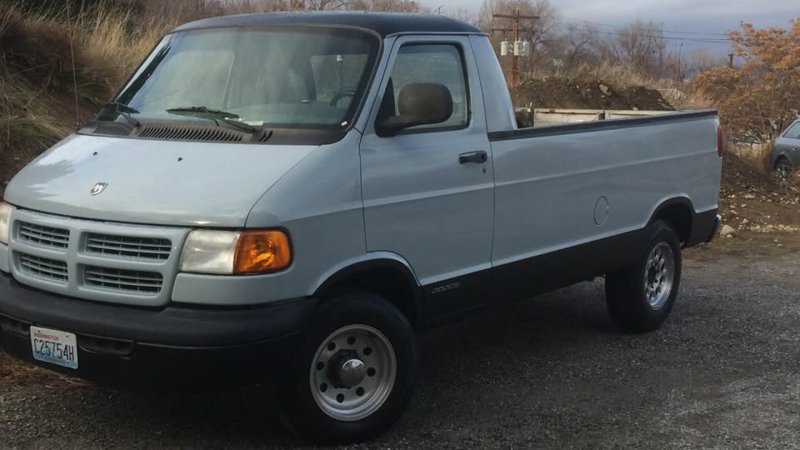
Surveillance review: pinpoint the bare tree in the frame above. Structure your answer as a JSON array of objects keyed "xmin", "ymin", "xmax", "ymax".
[
  {"xmin": 685, "ymin": 48, "xmax": 725, "ymax": 76},
  {"xmin": 596, "ymin": 21, "xmax": 667, "ymax": 78},
  {"xmin": 346, "ymin": 0, "xmax": 420, "ymax": 12},
  {"xmin": 561, "ymin": 22, "xmax": 601, "ymax": 69},
  {"xmin": 445, "ymin": 8, "xmax": 479, "ymax": 26},
  {"xmin": 133, "ymin": 0, "xmax": 418, "ymax": 20}
]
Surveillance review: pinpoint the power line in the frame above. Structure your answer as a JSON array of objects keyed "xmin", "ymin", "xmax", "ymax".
[
  {"xmin": 551, "ymin": 23, "xmax": 733, "ymax": 45},
  {"xmin": 560, "ymin": 16, "xmax": 731, "ymax": 37}
]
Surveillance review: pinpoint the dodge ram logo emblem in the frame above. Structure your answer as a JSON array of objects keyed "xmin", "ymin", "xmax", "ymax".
[{"xmin": 90, "ymin": 182, "xmax": 108, "ymax": 196}]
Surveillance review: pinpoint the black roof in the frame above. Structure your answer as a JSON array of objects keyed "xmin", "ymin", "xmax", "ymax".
[{"xmin": 174, "ymin": 11, "xmax": 483, "ymax": 37}]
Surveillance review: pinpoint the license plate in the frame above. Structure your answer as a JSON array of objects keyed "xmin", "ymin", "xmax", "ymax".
[{"xmin": 30, "ymin": 326, "xmax": 78, "ymax": 370}]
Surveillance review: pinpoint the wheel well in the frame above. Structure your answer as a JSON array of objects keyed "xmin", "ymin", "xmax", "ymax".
[
  {"xmin": 315, "ymin": 265, "xmax": 421, "ymax": 327},
  {"xmin": 652, "ymin": 202, "xmax": 692, "ymax": 244},
  {"xmin": 775, "ymin": 155, "xmax": 791, "ymax": 168}
]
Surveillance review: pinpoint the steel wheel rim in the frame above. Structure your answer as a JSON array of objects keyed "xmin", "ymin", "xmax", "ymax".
[
  {"xmin": 309, "ymin": 324, "xmax": 397, "ymax": 422},
  {"xmin": 643, "ymin": 242, "xmax": 675, "ymax": 309}
]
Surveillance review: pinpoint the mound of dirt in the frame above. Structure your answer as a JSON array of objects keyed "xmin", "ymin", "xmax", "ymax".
[
  {"xmin": 719, "ymin": 153, "xmax": 800, "ymax": 235},
  {"xmin": 511, "ymin": 79, "xmax": 674, "ymax": 111}
]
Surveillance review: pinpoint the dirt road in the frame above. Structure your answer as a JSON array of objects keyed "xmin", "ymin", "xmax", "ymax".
[{"xmin": 2, "ymin": 240, "xmax": 800, "ymax": 449}]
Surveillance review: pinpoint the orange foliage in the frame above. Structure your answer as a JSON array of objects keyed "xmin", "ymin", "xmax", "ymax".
[{"xmin": 693, "ymin": 19, "xmax": 800, "ymax": 142}]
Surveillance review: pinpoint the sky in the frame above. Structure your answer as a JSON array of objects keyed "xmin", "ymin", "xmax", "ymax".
[{"xmin": 421, "ymin": 0, "xmax": 797, "ymax": 54}]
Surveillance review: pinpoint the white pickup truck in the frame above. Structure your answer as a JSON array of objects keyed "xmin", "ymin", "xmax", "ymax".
[{"xmin": 0, "ymin": 12, "xmax": 721, "ymax": 442}]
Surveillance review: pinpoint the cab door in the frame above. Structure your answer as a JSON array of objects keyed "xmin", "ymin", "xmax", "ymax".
[{"xmin": 359, "ymin": 35, "xmax": 494, "ymax": 318}]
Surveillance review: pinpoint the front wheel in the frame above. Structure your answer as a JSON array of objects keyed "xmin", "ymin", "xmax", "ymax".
[
  {"xmin": 605, "ymin": 220, "xmax": 682, "ymax": 332},
  {"xmin": 774, "ymin": 159, "xmax": 794, "ymax": 181},
  {"xmin": 280, "ymin": 292, "xmax": 419, "ymax": 443}
]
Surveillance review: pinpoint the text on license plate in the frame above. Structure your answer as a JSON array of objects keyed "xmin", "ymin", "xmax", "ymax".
[{"xmin": 30, "ymin": 326, "xmax": 78, "ymax": 370}]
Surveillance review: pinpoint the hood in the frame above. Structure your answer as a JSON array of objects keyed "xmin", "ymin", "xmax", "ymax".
[{"xmin": 4, "ymin": 134, "xmax": 317, "ymax": 227}]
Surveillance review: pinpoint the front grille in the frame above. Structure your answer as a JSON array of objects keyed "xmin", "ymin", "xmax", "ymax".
[
  {"xmin": 86, "ymin": 233, "xmax": 172, "ymax": 260},
  {"xmin": 10, "ymin": 210, "xmax": 183, "ymax": 307},
  {"xmin": 17, "ymin": 253, "xmax": 68, "ymax": 282},
  {"xmin": 18, "ymin": 222, "xmax": 70, "ymax": 249},
  {"xmin": 84, "ymin": 267, "xmax": 163, "ymax": 294}
]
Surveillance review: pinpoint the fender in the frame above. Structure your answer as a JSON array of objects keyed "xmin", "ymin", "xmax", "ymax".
[
  {"xmin": 647, "ymin": 196, "xmax": 695, "ymax": 226},
  {"xmin": 312, "ymin": 252, "xmax": 424, "ymax": 323},
  {"xmin": 647, "ymin": 196, "xmax": 718, "ymax": 247},
  {"xmin": 313, "ymin": 252, "xmax": 420, "ymax": 293},
  {"xmin": 773, "ymin": 151, "xmax": 793, "ymax": 169}
]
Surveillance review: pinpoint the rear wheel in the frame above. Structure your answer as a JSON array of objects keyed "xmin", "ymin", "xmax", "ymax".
[
  {"xmin": 280, "ymin": 292, "xmax": 418, "ymax": 443},
  {"xmin": 605, "ymin": 220, "xmax": 682, "ymax": 332}
]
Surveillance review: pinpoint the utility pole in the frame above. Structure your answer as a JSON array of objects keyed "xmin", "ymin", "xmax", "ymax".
[
  {"xmin": 492, "ymin": 8, "xmax": 539, "ymax": 87},
  {"xmin": 728, "ymin": 52, "xmax": 734, "ymax": 68}
]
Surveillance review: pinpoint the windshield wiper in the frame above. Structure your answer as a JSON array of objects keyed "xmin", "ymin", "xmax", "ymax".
[
  {"xmin": 165, "ymin": 106, "xmax": 257, "ymax": 134},
  {"xmin": 103, "ymin": 101, "xmax": 141, "ymax": 127}
]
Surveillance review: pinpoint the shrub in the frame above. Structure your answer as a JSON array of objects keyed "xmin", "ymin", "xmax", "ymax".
[{"xmin": 693, "ymin": 20, "xmax": 800, "ymax": 143}]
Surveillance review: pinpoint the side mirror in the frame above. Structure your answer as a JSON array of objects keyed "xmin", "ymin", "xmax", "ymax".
[{"xmin": 376, "ymin": 83, "xmax": 453, "ymax": 136}]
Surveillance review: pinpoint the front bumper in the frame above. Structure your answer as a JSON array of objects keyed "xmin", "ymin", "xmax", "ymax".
[{"xmin": 0, "ymin": 271, "xmax": 316, "ymax": 387}]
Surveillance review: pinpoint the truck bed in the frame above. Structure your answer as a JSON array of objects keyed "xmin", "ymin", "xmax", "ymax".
[{"xmin": 515, "ymin": 107, "xmax": 677, "ymax": 129}]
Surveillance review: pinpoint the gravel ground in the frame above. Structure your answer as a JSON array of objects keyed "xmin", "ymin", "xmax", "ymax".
[{"xmin": 2, "ymin": 244, "xmax": 800, "ymax": 449}]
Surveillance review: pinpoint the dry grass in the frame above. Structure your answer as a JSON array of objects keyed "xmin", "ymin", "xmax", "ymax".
[
  {"xmin": 1, "ymin": 2, "xmax": 170, "ymax": 104},
  {"xmin": 75, "ymin": 5, "xmax": 174, "ymax": 100}
]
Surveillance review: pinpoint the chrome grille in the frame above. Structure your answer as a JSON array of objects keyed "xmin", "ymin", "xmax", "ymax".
[
  {"xmin": 18, "ymin": 222, "xmax": 70, "ymax": 249},
  {"xmin": 84, "ymin": 267, "xmax": 163, "ymax": 294},
  {"xmin": 17, "ymin": 253, "xmax": 69, "ymax": 282},
  {"xmin": 86, "ymin": 233, "xmax": 172, "ymax": 260}
]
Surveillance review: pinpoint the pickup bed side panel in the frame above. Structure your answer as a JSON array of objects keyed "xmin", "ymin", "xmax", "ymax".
[{"xmin": 490, "ymin": 114, "xmax": 720, "ymax": 281}]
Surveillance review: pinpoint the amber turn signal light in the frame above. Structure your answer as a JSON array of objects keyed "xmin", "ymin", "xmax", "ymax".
[{"xmin": 233, "ymin": 230, "xmax": 292, "ymax": 274}]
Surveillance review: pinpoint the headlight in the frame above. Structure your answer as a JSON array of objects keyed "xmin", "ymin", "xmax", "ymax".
[
  {"xmin": 180, "ymin": 229, "xmax": 292, "ymax": 275},
  {"xmin": 0, "ymin": 202, "xmax": 14, "ymax": 245}
]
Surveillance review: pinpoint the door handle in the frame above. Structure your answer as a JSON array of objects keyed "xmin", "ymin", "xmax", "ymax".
[{"xmin": 459, "ymin": 151, "xmax": 488, "ymax": 164}]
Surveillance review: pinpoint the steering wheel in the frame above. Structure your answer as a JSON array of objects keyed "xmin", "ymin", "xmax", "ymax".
[{"xmin": 330, "ymin": 89, "xmax": 357, "ymax": 107}]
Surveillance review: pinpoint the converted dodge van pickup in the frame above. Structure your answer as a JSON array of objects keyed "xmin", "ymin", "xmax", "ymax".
[{"xmin": 0, "ymin": 12, "xmax": 721, "ymax": 442}]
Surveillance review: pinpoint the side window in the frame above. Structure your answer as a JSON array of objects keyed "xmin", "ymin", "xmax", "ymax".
[
  {"xmin": 784, "ymin": 122, "xmax": 800, "ymax": 139},
  {"xmin": 380, "ymin": 44, "xmax": 469, "ymax": 132}
]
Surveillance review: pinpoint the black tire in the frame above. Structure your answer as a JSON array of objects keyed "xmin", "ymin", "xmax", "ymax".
[
  {"xmin": 605, "ymin": 220, "xmax": 682, "ymax": 332},
  {"xmin": 774, "ymin": 158, "xmax": 793, "ymax": 180},
  {"xmin": 280, "ymin": 292, "xmax": 419, "ymax": 443}
]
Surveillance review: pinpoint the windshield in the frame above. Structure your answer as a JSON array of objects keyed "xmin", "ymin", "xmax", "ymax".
[{"xmin": 111, "ymin": 27, "xmax": 380, "ymax": 129}]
